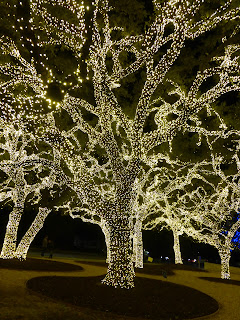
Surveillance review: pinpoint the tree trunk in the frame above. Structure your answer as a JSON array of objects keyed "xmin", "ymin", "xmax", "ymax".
[
  {"xmin": 15, "ymin": 208, "xmax": 51, "ymax": 260},
  {"xmin": 0, "ymin": 206, "xmax": 23, "ymax": 259},
  {"xmin": 102, "ymin": 221, "xmax": 111, "ymax": 263},
  {"xmin": 173, "ymin": 230, "xmax": 183, "ymax": 264},
  {"xmin": 133, "ymin": 219, "xmax": 143, "ymax": 268},
  {"xmin": 219, "ymin": 248, "xmax": 231, "ymax": 280},
  {"xmin": 101, "ymin": 228, "xmax": 135, "ymax": 288}
]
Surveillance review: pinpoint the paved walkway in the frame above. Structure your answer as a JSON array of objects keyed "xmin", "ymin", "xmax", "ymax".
[{"xmin": 0, "ymin": 255, "xmax": 240, "ymax": 320}]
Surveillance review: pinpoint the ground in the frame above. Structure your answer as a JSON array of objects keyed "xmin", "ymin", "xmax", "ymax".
[{"xmin": 0, "ymin": 251, "xmax": 240, "ymax": 320}]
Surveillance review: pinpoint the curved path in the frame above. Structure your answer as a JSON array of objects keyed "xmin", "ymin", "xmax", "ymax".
[
  {"xmin": 136, "ymin": 262, "xmax": 240, "ymax": 320},
  {"xmin": 0, "ymin": 257, "xmax": 240, "ymax": 320}
]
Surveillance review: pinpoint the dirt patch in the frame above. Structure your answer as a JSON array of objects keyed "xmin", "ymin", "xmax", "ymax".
[
  {"xmin": 0, "ymin": 258, "xmax": 84, "ymax": 272},
  {"xmin": 27, "ymin": 275, "xmax": 218, "ymax": 320}
]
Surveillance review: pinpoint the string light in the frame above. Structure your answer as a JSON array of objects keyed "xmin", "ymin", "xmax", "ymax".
[
  {"xmin": 0, "ymin": 122, "xmax": 64, "ymax": 259},
  {"xmin": 14, "ymin": 207, "xmax": 51, "ymax": 260},
  {"xmin": 183, "ymin": 150, "xmax": 240, "ymax": 280},
  {"xmin": 141, "ymin": 159, "xmax": 211, "ymax": 265},
  {"xmin": 0, "ymin": 0, "xmax": 239, "ymax": 289},
  {"xmin": 142, "ymin": 148, "xmax": 240, "ymax": 280}
]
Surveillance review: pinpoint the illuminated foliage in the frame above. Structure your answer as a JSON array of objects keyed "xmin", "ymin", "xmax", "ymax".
[
  {"xmin": 184, "ymin": 144, "xmax": 240, "ymax": 280},
  {"xmin": 142, "ymin": 147, "xmax": 240, "ymax": 280},
  {"xmin": 140, "ymin": 157, "xmax": 214, "ymax": 263},
  {"xmin": 0, "ymin": 0, "xmax": 239, "ymax": 288},
  {"xmin": 0, "ymin": 120, "xmax": 65, "ymax": 259}
]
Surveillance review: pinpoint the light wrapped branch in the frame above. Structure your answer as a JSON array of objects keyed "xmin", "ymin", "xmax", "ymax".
[
  {"xmin": 141, "ymin": 159, "xmax": 214, "ymax": 264},
  {"xmin": 29, "ymin": 0, "xmax": 86, "ymax": 56},
  {"xmin": 0, "ymin": 122, "xmax": 66, "ymax": 259},
  {"xmin": 179, "ymin": 148, "xmax": 240, "ymax": 279},
  {"xmin": 0, "ymin": 0, "xmax": 239, "ymax": 289}
]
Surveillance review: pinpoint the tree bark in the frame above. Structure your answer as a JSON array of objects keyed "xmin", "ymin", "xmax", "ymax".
[
  {"xmin": 0, "ymin": 206, "xmax": 23, "ymax": 259},
  {"xmin": 15, "ymin": 207, "xmax": 51, "ymax": 260},
  {"xmin": 219, "ymin": 248, "xmax": 231, "ymax": 280},
  {"xmin": 173, "ymin": 230, "xmax": 183, "ymax": 264},
  {"xmin": 101, "ymin": 227, "xmax": 135, "ymax": 288}
]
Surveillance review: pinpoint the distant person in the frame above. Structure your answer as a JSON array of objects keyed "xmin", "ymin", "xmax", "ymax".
[
  {"xmin": 143, "ymin": 249, "xmax": 149, "ymax": 262},
  {"xmin": 41, "ymin": 235, "xmax": 48, "ymax": 257},
  {"xmin": 197, "ymin": 255, "xmax": 201, "ymax": 268},
  {"xmin": 48, "ymin": 239, "xmax": 54, "ymax": 259}
]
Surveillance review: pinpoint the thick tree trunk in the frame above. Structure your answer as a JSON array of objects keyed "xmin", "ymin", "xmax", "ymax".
[
  {"xmin": 102, "ymin": 221, "xmax": 111, "ymax": 263},
  {"xmin": 101, "ymin": 167, "xmax": 139, "ymax": 288},
  {"xmin": 102, "ymin": 228, "xmax": 135, "ymax": 288},
  {"xmin": 0, "ymin": 206, "xmax": 23, "ymax": 259},
  {"xmin": 173, "ymin": 230, "xmax": 183, "ymax": 264},
  {"xmin": 15, "ymin": 208, "xmax": 51, "ymax": 260},
  {"xmin": 133, "ymin": 219, "xmax": 143, "ymax": 268},
  {"xmin": 219, "ymin": 248, "xmax": 231, "ymax": 280}
]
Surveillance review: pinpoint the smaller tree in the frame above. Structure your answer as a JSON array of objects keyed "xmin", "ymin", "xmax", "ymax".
[
  {"xmin": 175, "ymin": 142, "xmax": 240, "ymax": 280},
  {"xmin": 0, "ymin": 121, "xmax": 64, "ymax": 259},
  {"xmin": 141, "ymin": 159, "xmax": 213, "ymax": 264},
  {"xmin": 185, "ymin": 186, "xmax": 240, "ymax": 279}
]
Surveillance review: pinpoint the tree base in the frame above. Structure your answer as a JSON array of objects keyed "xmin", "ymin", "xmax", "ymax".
[
  {"xmin": 0, "ymin": 253, "xmax": 15, "ymax": 259},
  {"xmin": 221, "ymin": 273, "xmax": 230, "ymax": 280},
  {"xmin": 14, "ymin": 252, "xmax": 27, "ymax": 260},
  {"xmin": 101, "ymin": 270, "xmax": 135, "ymax": 289}
]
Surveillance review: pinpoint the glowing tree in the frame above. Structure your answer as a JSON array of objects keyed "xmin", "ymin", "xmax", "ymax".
[
  {"xmin": 49, "ymin": 1, "xmax": 240, "ymax": 288},
  {"xmin": 1, "ymin": 0, "xmax": 240, "ymax": 288},
  {"xmin": 183, "ymin": 142, "xmax": 240, "ymax": 280},
  {"xmin": 0, "ymin": 120, "xmax": 64, "ymax": 259},
  {"xmin": 144, "ymin": 146, "xmax": 240, "ymax": 280},
  {"xmin": 182, "ymin": 184, "xmax": 240, "ymax": 280},
  {"xmin": 142, "ymin": 150, "xmax": 240, "ymax": 279},
  {"xmin": 0, "ymin": 0, "xmax": 87, "ymax": 258},
  {"xmin": 141, "ymin": 159, "xmax": 213, "ymax": 265}
]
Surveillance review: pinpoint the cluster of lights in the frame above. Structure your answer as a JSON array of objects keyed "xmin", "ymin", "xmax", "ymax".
[
  {"xmin": 0, "ymin": 122, "xmax": 63, "ymax": 259},
  {"xmin": 141, "ymin": 150, "xmax": 240, "ymax": 280},
  {"xmin": 141, "ymin": 159, "xmax": 210, "ymax": 265},
  {"xmin": 184, "ymin": 151, "xmax": 240, "ymax": 280},
  {"xmin": 0, "ymin": 0, "xmax": 89, "ymax": 125},
  {"xmin": 0, "ymin": 0, "xmax": 239, "ymax": 289},
  {"xmin": 29, "ymin": 0, "xmax": 86, "ymax": 57},
  {"xmin": 0, "ymin": 37, "xmax": 46, "ymax": 123},
  {"xmin": 14, "ymin": 207, "xmax": 51, "ymax": 260}
]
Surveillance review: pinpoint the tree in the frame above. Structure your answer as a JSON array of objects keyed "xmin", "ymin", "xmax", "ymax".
[
  {"xmin": 0, "ymin": 0, "xmax": 87, "ymax": 258},
  {"xmin": 0, "ymin": 0, "xmax": 240, "ymax": 288},
  {"xmin": 141, "ymin": 158, "xmax": 213, "ymax": 265},
  {"xmin": 142, "ymin": 149, "xmax": 240, "ymax": 280},
  {"xmin": 182, "ymin": 137, "xmax": 240, "ymax": 280},
  {"xmin": 0, "ymin": 120, "xmax": 62, "ymax": 259}
]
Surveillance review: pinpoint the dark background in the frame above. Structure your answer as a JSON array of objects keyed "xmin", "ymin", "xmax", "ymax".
[{"xmin": 1, "ymin": 208, "xmax": 240, "ymax": 266}]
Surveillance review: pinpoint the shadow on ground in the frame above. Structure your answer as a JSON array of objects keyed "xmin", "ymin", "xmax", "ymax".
[
  {"xmin": 0, "ymin": 258, "xmax": 84, "ymax": 272},
  {"xmin": 0, "ymin": 258, "xmax": 218, "ymax": 320},
  {"xmin": 27, "ymin": 274, "xmax": 218, "ymax": 320},
  {"xmin": 76, "ymin": 260, "xmax": 208, "ymax": 277},
  {"xmin": 199, "ymin": 276, "xmax": 240, "ymax": 286}
]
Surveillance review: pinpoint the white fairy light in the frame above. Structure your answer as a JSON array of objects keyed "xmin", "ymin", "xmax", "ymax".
[
  {"xmin": 142, "ymin": 150, "xmax": 240, "ymax": 279},
  {"xmin": 141, "ymin": 159, "xmax": 210, "ymax": 265},
  {"xmin": 0, "ymin": 121, "xmax": 66, "ymax": 259},
  {"xmin": 0, "ymin": 0, "xmax": 239, "ymax": 289},
  {"xmin": 184, "ymin": 149, "xmax": 240, "ymax": 280},
  {"xmin": 14, "ymin": 207, "xmax": 51, "ymax": 260},
  {"xmin": 29, "ymin": 0, "xmax": 86, "ymax": 57}
]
